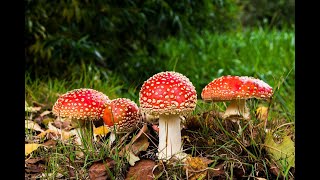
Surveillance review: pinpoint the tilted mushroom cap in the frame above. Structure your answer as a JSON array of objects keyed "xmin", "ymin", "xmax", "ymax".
[
  {"xmin": 102, "ymin": 98, "xmax": 141, "ymax": 132},
  {"xmin": 52, "ymin": 88, "xmax": 110, "ymax": 120},
  {"xmin": 201, "ymin": 75, "xmax": 273, "ymax": 101},
  {"xmin": 139, "ymin": 71, "xmax": 197, "ymax": 116}
]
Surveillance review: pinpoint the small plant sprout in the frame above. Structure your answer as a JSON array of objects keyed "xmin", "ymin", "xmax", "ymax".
[
  {"xmin": 201, "ymin": 75, "xmax": 273, "ymax": 120},
  {"xmin": 102, "ymin": 98, "xmax": 141, "ymax": 146},
  {"xmin": 139, "ymin": 71, "xmax": 197, "ymax": 161}
]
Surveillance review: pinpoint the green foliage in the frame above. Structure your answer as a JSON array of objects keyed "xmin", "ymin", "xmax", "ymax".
[
  {"xmin": 25, "ymin": 0, "xmax": 241, "ymax": 78},
  {"xmin": 239, "ymin": 0, "xmax": 295, "ymax": 28},
  {"xmin": 122, "ymin": 29, "xmax": 295, "ymax": 120}
]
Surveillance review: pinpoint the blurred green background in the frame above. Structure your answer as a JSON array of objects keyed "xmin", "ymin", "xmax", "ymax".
[{"xmin": 25, "ymin": 0, "xmax": 295, "ymax": 121}]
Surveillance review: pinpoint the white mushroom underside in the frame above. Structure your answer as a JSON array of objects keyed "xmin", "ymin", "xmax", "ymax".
[
  {"xmin": 158, "ymin": 114, "xmax": 182, "ymax": 161},
  {"xmin": 223, "ymin": 99, "xmax": 250, "ymax": 120}
]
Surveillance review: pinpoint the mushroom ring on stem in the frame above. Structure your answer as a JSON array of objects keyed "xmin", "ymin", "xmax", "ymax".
[
  {"xmin": 139, "ymin": 71, "xmax": 197, "ymax": 161},
  {"xmin": 102, "ymin": 98, "xmax": 141, "ymax": 146},
  {"xmin": 201, "ymin": 75, "xmax": 273, "ymax": 120},
  {"xmin": 52, "ymin": 88, "xmax": 110, "ymax": 144}
]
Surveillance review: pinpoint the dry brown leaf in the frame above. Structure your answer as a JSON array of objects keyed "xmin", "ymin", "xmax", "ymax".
[
  {"xmin": 130, "ymin": 134, "xmax": 149, "ymax": 156},
  {"xmin": 125, "ymin": 159, "xmax": 156, "ymax": 180},
  {"xmin": 207, "ymin": 163, "xmax": 225, "ymax": 178},
  {"xmin": 25, "ymin": 163, "xmax": 46, "ymax": 173},
  {"xmin": 25, "ymin": 143, "xmax": 42, "ymax": 156},
  {"xmin": 25, "ymin": 157, "xmax": 45, "ymax": 164},
  {"xmin": 36, "ymin": 122, "xmax": 75, "ymax": 141},
  {"xmin": 118, "ymin": 124, "xmax": 150, "ymax": 155},
  {"xmin": 25, "ymin": 157, "xmax": 46, "ymax": 175},
  {"xmin": 52, "ymin": 120, "xmax": 75, "ymax": 130},
  {"xmin": 151, "ymin": 124, "xmax": 159, "ymax": 133},
  {"xmin": 25, "ymin": 120, "xmax": 44, "ymax": 132},
  {"xmin": 119, "ymin": 124, "xmax": 150, "ymax": 166},
  {"xmin": 269, "ymin": 161, "xmax": 281, "ymax": 177},
  {"xmin": 42, "ymin": 139, "xmax": 57, "ymax": 147},
  {"xmin": 88, "ymin": 157, "xmax": 116, "ymax": 180}
]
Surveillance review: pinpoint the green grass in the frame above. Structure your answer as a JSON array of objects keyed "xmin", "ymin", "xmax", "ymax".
[
  {"xmin": 159, "ymin": 28, "xmax": 295, "ymax": 121},
  {"xmin": 25, "ymin": 28, "xmax": 295, "ymax": 179}
]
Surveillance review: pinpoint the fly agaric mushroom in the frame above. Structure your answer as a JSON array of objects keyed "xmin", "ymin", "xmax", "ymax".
[
  {"xmin": 52, "ymin": 88, "xmax": 110, "ymax": 144},
  {"xmin": 201, "ymin": 75, "xmax": 273, "ymax": 120},
  {"xmin": 139, "ymin": 71, "xmax": 197, "ymax": 161},
  {"xmin": 52, "ymin": 88, "xmax": 110, "ymax": 121},
  {"xmin": 102, "ymin": 98, "xmax": 141, "ymax": 146}
]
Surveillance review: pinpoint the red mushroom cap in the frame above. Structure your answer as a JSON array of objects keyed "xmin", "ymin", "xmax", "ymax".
[
  {"xmin": 201, "ymin": 75, "xmax": 273, "ymax": 101},
  {"xmin": 52, "ymin": 88, "xmax": 110, "ymax": 120},
  {"xmin": 139, "ymin": 71, "xmax": 197, "ymax": 116},
  {"xmin": 102, "ymin": 98, "xmax": 141, "ymax": 132}
]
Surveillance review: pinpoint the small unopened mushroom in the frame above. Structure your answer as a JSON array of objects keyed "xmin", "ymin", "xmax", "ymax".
[
  {"xmin": 201, "ymin": 75, "xmax": 273, "ymax": 120},
  {"xmin": 139, "ymin": 71, "xmax": 197, "ymax": 161},
  {"xmin": 102, "ymin": 98, "xmax": 141, "ymax": 146},
  {"xmin": 52, "ymin": 88, "xmax": 110, "ymax": 144}
]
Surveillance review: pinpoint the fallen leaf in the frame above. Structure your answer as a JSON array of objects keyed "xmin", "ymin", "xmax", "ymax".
[
  {"xmin": 125, "ymin": 159, "xmax": 156, "ymax": 180},
  {"xmin": 36, "ymin": 122, "xmax": 74, "ymax": 141},
  {"xmin": 25, "ymin": 163, "xmax": 46, "ymax": 173},
  {"xmin": 183, "ymin": 156, "xmax": 214, "ymax": 180},
  {"xmin": 269, "ymin": 161, "xmax": 281, "ymax": 177},
  {"xmin": 25, "ymin": 143, "xmax": 42, "ymax": 156},
  {"xmin": 151, "ymin": 124, "xmax": 159, "ymax": 133},
  {"xmin": 52, "ymin": 120, "xmax": 75, "ymax": 130},
  {"xmin": 93, "ymin": 125, "xmax": 109, "ymax": 136},
  {"xmin": 38, "ymin": 173, "xmax": 64, "ymax": 179},
  {"xmin": 40, "ymin": 110, "xmax": 52, "ymax": 117},
  {"xmin": 207, "ymin": 163, "xmax": 225, "ymax": 178},
  {"xmin": 88, "ymin": 157, "xmax": 116, "ymax": 180},
  {"xmin": 42, "ymin": 139, "xmax": 57, "ymax": 147},
  {"xmin": 119, "ymin": 124, "xmax": 150, "ymax": 166},
  {"xmin": 256, "ymin": 106, "xmax": 269, "ymax": 121},
  {"xmin": 25, "ymin": 101, "xmax": 42, "ymax": 113},
  {"xmin": 127, "ymin": 151, "xmax": 141, "ymax": 166},
  {"xmin": 25, "ymin": 157, "xmax": 46, "ymax": 176},
  {"xmin": 130, "ymin": 134, "xmax": 149, "ymax": 156},
  {"xmin": 25, "ymin": 157, "xmax": 45, "ymax": 164},
  {"xmin": 42, "ymin": 118, "xmax": 55, "ymax": 126},
  {"xmin": 264, "ymin": 132, "xmax": 295, "ymax": 171},
  {"xmin": 25, "ymin": 120, "xmax": 44, "ymax": 132}
]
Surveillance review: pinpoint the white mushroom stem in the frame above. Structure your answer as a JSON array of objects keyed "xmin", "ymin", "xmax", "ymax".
[
  {"xmin": 109, "ymin": 131, "xmax": 116, "ymax": 146},
  {"xmin": 223, "ymin": 99, "xmax": 250, "ymax": 120},
  {"xmin": 158, "ymin": 114, "xmax": 182, "ymax": 161}
]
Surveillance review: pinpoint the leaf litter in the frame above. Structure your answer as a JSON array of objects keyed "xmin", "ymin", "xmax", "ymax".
[{"xmin": 25, "ymin": 103, "xmax": 295, "ymax": 179}]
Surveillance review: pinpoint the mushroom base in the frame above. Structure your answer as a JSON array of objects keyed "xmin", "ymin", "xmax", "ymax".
[
  {"xmin": 158, "ymin": 114, "xmax": 183, "ymax": 161},
  {"xmin": 223, "ymin": 99, "xmax": 250, "ymax": 120}
]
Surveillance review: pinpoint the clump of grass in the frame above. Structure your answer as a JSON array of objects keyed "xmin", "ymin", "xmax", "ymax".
[
  {"xmin": 25, "ymin": 63, "xmax": 125, "ymax": 109},
  {"xmin": 181, "ymin": 95, "xmax": 294, "ymax": 179},
  {"xmin": 158, "ymin": 28, "xmax": 295, "ymax": 122}
]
